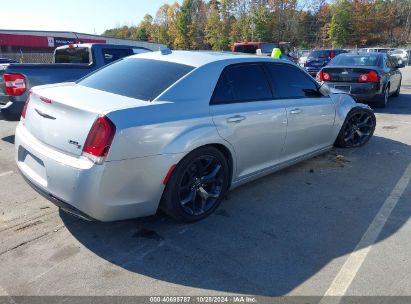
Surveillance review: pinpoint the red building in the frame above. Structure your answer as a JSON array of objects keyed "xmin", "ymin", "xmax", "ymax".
[{"xmin": 0, "ymin": 29, "xmax": 162, "ymax": 54}]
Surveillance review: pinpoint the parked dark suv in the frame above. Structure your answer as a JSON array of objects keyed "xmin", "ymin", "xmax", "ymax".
[{"xmin": 304, "ymin": 49, "xmax": 347, "ymax": 76}]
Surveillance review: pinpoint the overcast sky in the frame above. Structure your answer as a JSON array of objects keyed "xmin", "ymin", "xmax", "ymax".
[{"xmin": 0, "ymin": 0, "xmax": 181, "ymax": 35}]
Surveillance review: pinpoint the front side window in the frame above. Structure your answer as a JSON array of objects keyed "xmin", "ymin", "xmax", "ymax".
[
  {"xmin": 79, "ymin": 58, "xmax": 194, "ymax": 101},
  {"xmin": 266, "ymin": 63, "xmax": 318, "ymax": 99},
  {"xmin": 212, "ymin": 64, "xmax": 273, "ymax": 104}
]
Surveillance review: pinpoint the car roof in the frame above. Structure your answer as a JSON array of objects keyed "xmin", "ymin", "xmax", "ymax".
[{"xmin": 130, "ymin": 50, "xmax": 281, "ymax": 68}]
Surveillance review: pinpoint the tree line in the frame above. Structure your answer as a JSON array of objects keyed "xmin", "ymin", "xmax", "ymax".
[{"xmin": 103, "ymin": 0, "xmax": 411, "ymax": 50}]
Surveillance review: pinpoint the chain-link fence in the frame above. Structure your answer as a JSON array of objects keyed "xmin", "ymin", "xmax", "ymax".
[{"xmin": 0, "ymin": 53, "xmax": 53, "ymax": 63}]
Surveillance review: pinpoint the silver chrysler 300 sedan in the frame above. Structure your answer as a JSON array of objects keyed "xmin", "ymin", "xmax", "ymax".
[{"xmin": 15, "ymin": 50, "xmax": 376, "ymax": 222}]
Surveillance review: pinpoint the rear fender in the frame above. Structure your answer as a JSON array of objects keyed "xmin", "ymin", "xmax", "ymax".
[{"xmin": 162, "ymin": 124, "xmax": 237, "ymax": 178}]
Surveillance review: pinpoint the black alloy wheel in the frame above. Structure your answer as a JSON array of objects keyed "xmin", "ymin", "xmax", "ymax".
[
  {"xmin": 336, "ymin": 108, "xmax": 376, "ymax": 148},
  {"xmin": 161, "ymin": 146, "xmax": 229, "ymax": 222},
  {"xmin": 178, "ymin": 156, "xmax": 224, "ymax": 216}
]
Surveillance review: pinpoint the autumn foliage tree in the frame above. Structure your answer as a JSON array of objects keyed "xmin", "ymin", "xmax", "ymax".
[{"xmin": 103, "ymin": 0, "xmax": 411, "ymax": 50}]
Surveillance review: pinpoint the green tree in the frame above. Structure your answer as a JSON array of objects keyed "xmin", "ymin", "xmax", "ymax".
[{"xmin": 328, "ymin": 0, "xmax": 352, "ymax": 47}]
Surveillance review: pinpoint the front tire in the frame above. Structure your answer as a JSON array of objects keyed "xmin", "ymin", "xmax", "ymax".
[
  {"xmin": 161, "ymin": 146, "xmax": 229, "ymax": 222},
  {"xmin": 335, "ymin": 108, "xmax": 376, "ymax": 148}
]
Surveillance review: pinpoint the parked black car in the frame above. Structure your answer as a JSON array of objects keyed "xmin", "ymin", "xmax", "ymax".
[
  {"xmin": 304, "ymin": 49, "xmax": 347, "ymax": 76},
  {"xmin": 318, "ymin": 52, "xmax": 403, "ymax": 108}
]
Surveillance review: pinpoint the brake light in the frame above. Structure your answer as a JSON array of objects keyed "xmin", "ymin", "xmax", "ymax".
[
  {"xmin": 21, "ymin": 91, "xmax": 31, "ymax": 119},
  {"xmin": 358, "ymin": 70, "xmax": 379, "ymax": 83},
  {"xmin": 82, "ymin": 115, "xmax": 116, "ymax": 164},
  {"xmin": 319, "ymin": 71, "xmax": 331, "ymax": 82},
  {"xmin": 3, "ymin": 73, "xmax": 26, "ymax": 96}
]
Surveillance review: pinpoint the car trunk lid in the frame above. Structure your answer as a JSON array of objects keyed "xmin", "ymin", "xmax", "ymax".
[{"xmin": 23, "ymin": 83, "xmax": 150, "ymax": 156}]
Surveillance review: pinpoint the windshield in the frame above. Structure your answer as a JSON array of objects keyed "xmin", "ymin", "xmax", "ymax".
[
  {"xmin": 308, "ymin": 50, "xmax": 330, "ymax": 58},
  {"xmin": 328, "ymin": 54, "xmax": 380, "ymax": 66},
  {"xmin": 392, "ymin": 50, "xmax": 404, "ymax": 54},
  {"xmin": 54, "ymin": 47, "xmax": 91, "ymax": 64},
  {"xmin": 78, "ymin": 58, "xmax": 194, "ymax": 101}
]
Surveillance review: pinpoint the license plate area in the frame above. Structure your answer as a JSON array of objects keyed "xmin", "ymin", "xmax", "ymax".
[{"xmin": 18, "ymin": 146, "xmax": 48, "ymax": 187}]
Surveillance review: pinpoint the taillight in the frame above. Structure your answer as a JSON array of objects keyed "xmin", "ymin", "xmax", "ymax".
[
  {"xmin": 3, "ymin": 73, "xmax": 26, "ymax": 96},
  {"xmin": 82, "ymin": 115, "xmax": 116, "ymax": 164},
  {"xmin": 319, "ymin": 71, "xmax": 331, "ymax": 82},
  {"xmin": 358, "ymin": 70, "xmax": 379, "ymax": 83},
  {"xmin": 21, "ymin": 91, "xmax": 32, "ymax": 119}
]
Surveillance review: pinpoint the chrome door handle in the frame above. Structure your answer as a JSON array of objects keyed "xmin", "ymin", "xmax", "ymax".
[
  {"xmin": 226, "ymin": 115, "xmax": 246, "ymax": 123},
  {"xmin": 290, "ymin": 108, "xmax": 302, "ymax": 115}
]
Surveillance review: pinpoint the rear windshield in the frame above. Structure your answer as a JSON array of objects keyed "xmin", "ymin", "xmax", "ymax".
[
  {"xmin": 329, "ymin": 54, "xmax": 380, "ymax": 66},
  {"xmin": 54, "ymin": 47, "xmax": 91, "ymax": 64},
  {"xmin": 234, "ymin": 44, "xmax": 258, "ymax": 54},
  {"xmin": 78, "ymin": 58, "xmax": 194, "ymax": 101}
]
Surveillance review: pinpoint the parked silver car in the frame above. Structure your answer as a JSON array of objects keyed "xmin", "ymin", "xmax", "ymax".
[
  {"xmin": 15, "ymin": 51, "xmax": 376, "ymax": 222},
  {"xmin": 390, "ymin": 49, "xmax": 409, "ymax": 65}
]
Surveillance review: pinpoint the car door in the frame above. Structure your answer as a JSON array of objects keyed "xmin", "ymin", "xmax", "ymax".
[
  {"xmin": 210, "ymin": 63, "xmax": 287, "ymax": 179},
  {"xmin": 265, "ymin": 63, "xmax": 336, "ymax": 161}
]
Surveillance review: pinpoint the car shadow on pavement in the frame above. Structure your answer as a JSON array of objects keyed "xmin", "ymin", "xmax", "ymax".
[
  {"xmin": 61, "ymin": 135, "xmax": 411, "ymax": 296},
  {"xmin": 1, "ymin": 135, "xmax": 15, "ymax": 144}
]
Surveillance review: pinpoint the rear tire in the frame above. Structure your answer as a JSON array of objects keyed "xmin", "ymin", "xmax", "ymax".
[
  {"xmin": 161, "ymin": 146, "xmax": 229, "ymax": 222},
  {"xmin": 335, "ymin": 108, "xmax": 376, "ymax": 148},
  {"xmin": 374, "ymin": 84, "xmax": 389, "ymax": 108},
  {"xmin": 393, "ymin": 81, "xmax": 401, "ymax": 97}
]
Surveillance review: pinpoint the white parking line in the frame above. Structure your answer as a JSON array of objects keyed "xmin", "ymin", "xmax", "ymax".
[
  {"xmin": 0, "ymin": 171, "xmax": 13, "ymax": 178},
  {"xmin": 323, "ymin": 161, "xmax": 411, "ymax": 298}
]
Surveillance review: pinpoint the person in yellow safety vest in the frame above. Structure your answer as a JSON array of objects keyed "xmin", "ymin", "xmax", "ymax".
[{"xmin": 271, "ymin": 47, "xmax": 282, "ymax": 59}]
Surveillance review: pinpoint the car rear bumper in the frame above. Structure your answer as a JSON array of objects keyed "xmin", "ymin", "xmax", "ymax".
[
  {"xmin": 15, "ymin": 123, "xmax": 182, "ymax": 221},
  {"xmin": 324, "ymin": 81, "xmax": 382, "ymax": 102}
]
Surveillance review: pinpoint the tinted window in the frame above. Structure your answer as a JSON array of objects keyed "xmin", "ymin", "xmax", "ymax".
[
  {"xmin": 266, "ymin": 64, "xmax": 318, "ymax": 98},
  {"xmin": 261, "ymin": 43, "xmax": 278, "ymax": 54},
  {"xmin": 329, "ymin": 54, "xmax": 380, "ymax": 66},
  {"xmin": 308, "ymin": 50, "xmax": 331, "ymax": 58},
  {"xmin": 54, "ymin": 47, "xmax": 90, "ymax": 64},
  {"xmin": 233, "ymin": 44, "xmax": 258, "ymax": 54},
  {"xmin": 212, "ymin": 64, "xmax": 272, "ymax": 104},
  {"xmin": 79, "ymin": 58, "xmax": 194, "ymax": 101},
  {"xmin": 103, "ymin": 48, "xmax": 133, "ymax": 64}
]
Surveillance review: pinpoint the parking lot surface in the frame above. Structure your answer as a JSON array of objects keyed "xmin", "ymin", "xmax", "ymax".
[{"xmin": 1, "ymin": 68, "xmax": 411, "ymax": 298}]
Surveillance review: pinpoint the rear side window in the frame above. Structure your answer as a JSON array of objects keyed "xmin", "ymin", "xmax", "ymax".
[
  {"xmin": 103, "ymin": 48, "xmax": 133, "ymax": 64},
  {"xmin": 79, "ymin": 58, "xmax": 194, "ymax": 101},
  {"xmin": 54, "ymin": 47, "xmax": 91, "ymax": 64},
  {"xmin": 212, "ymin": 64, "xmax": 273, "ymax": 104},
  {"xmin": 266, "ymin": 64, "xmax": 318, "ymax": 99}
]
